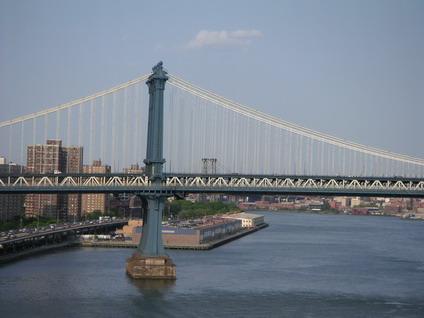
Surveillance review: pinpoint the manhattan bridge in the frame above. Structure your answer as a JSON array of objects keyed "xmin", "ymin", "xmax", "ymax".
[{"xmin": 0, "ymin": 63, "xmax": 423, "ymax": 199}]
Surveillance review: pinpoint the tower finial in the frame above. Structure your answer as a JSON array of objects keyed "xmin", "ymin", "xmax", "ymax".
[
  {"xmin": 152, "ymin": 61, "xmax": 163, "ymax": 72},
  {"xmin": 148, "ymin": 61, "xmax": 168, "ymax": 81}
]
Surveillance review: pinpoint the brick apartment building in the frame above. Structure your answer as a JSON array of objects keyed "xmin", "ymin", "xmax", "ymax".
[
  {"xmin": 0, "ymin": 158, "xmax": 25, "ymax": 222},
  {"xmin": 82, "ymin": 160, "xmax": 111, "ymax": 214},
  {"xmin": 25, "ymin": 140, "xmax": 83, "ymax": 221}
]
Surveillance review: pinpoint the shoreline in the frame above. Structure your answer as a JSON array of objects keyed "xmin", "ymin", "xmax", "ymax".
[
  {"xmin": 249, "ymin": 209, "xmax": 400, "ymax": 217},
  {"xmin": 0, "ymin": 224, "xmax": 269, "ymax": 264},
  {"xmin": 254, "ymin": 209, "xmax": 424, "ymax": 220},
  {"xmin": 0, "ymin": 241, "xmax": 76, "ymax": 264}
]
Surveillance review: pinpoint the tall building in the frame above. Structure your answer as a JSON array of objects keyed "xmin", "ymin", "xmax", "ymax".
[
  {"xmin": 82, "ymin": 160, "xmax": 111, "ymax": 215},
  {"xmin": 26, "ymin": 140, "xmax": 62, "ymax": 174},
  {"xmin": 25, "ymin": 140, "xmax": 83, "ymax": 220},
  {"xmin": 0, "ymin": 159, "xmax": 25, "ymax": 222}
]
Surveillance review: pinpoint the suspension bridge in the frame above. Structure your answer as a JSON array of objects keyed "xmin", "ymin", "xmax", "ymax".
[
  {"xmin": 0, "ymin": 65, "xmax": 423, "ymax": 197},
  {"xmin": 1, "ymin": 61, "xmax": 424, "ymax": 278}
]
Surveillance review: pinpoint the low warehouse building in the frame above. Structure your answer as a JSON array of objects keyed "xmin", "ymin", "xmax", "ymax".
[
  {"xmin": 131, "ymin": 218, "xmax": 242, "ymax": 246},
  {"xmin": 222, "ymin": 212, "xmax": 264, "ymax": 228}
]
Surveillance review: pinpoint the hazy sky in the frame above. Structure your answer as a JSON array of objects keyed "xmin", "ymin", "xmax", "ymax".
[{"xmin": 1, "ymin": 0, "xmax": 423, "ymax": 158}]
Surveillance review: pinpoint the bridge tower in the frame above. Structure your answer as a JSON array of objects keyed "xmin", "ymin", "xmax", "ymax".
[{"xmin": 126, "ymin": 62, "xmax": 176, "ymax": 279}]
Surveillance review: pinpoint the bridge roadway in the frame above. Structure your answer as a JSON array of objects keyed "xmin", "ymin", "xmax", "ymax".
[
  {"xmin": 0, "ymin": 219, "xmax": 128, "ymax": 261},
  {"xmin": 1, "ymin": 173, "xmax": 424, "ymax": 198}
]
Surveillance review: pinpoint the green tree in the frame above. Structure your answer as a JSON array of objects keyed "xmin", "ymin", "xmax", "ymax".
[
  {"xmin": 168, "ymin": 200, "xmax": 241, "ymax": 220},
  {"xmin": 85, "ymin": 210, "xmax": 102, "ymax": 220}
]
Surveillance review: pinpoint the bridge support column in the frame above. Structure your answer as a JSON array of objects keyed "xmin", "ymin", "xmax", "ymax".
[
  {"xmin": 126, "ymin": 62, "xmax": 176, "ymax": 279},
  {"xmin": 137, "ymin": 197, "xmax": 166, "ymax": 256},
  {"xmin": 126, "ymin": 196, "xmax": 176, "ymax": 279}
]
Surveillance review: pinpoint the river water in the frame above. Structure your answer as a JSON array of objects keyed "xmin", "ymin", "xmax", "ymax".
[{"xmin": 0, "ymin": 212, "xmax": 423, "ymax": 318}]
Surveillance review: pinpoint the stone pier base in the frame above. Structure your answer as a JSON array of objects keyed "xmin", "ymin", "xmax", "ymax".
[{"xmin": 126, "ymin": 253, "xmax": 176, "ymax": 279}]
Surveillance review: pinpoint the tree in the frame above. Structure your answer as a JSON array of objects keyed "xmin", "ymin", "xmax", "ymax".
[{"xmin": 168, "ymin": 200, "xmax": 241, "ymax": 220}]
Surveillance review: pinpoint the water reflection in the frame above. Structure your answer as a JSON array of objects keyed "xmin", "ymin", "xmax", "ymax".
[
  {"xmin": 129, "ymin": 278, "xmax": 176, "ymax": 317},
  {"xmin": 130, "ymin": 277, "xmax": 176, "ymax": 292}
]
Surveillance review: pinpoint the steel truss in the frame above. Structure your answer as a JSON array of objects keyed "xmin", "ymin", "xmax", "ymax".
[{"xmin": 1, "ymin": 173, "xmax": 424, "ymax": 198}]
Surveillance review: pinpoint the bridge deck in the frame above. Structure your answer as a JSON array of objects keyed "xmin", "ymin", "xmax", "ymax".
[{"xmin": 1, "ymin": 174, "xmax": 423, "ymax": 198}]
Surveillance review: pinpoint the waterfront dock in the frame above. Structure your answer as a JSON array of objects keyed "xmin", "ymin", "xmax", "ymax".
[{"xmin": 80, "ymin": 223, "xmax": 269, "ymax": 250}]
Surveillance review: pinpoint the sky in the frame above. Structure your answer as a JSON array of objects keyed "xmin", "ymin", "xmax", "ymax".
[{"xmin": 1, "ymin": 0, "xmax": 423, "ymax": 159}]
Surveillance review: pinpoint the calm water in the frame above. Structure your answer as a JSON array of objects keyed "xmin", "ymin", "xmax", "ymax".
[{"xmin": 1, "ymin": 212, "xmax": 423, "ymax": 318}]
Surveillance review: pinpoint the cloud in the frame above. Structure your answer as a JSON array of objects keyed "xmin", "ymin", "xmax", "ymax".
[{"xmin": 183, "ymin": 29, "xmax": 262, "ymax": 50}]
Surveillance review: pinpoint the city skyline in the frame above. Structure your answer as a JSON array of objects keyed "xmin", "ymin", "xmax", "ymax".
[{"xmin": 1, "ymin": 0, "xmax": 423, "ymax": 160}]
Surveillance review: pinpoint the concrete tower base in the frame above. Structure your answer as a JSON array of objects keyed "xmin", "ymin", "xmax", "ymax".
[{"xmin": 126, "ymin": 253, "xmax": 176, "ymax": 279}]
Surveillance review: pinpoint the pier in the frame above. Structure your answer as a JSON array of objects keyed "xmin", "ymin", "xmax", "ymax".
[{"xmin": 80, "ymin": 223, "xmax": 269, "ymax": 250}]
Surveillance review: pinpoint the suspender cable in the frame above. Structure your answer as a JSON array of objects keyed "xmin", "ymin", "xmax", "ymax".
[
  {"xmin": 67, "ymin": 108, "xmax": 71, "ymax": 146},
  {"xmin": 297, "ymin": 134, "xmax": 302, "ymax": 175},
  {"xmin": 32, "ymin": 116, "xmax": 36, "ymax": 155},
  {"xmin": 8, "ymin": 126, "xmax": 13, "ymax": 167},
  {"xmin": 112, "ymin": 92, "xmax": 117, "ymax": 172},
  {"xmin": 221, "ymin": 110, "xmax": 228, "ymax": 169},
  {"xmin": 264, "ymin": 123, "xmax": 269, "ymax": 174},
  {"xmin": 167, "ymin": 86, "xmax": 174, "ymax": 172},
  {"xmin": 78, "ymin": 103, "xmax": 83, "ymax": 149},
  {"xmin": 276, "ymin": 128, "xmax": 282, "ymax": 174},
  {"xmin": 179, "ymin": 90, "xmax": 185, "ymax": 172},
  {"xmin": 189, "ymin": 94, "xmax": 195, "ymax": 172},
  {"xmin": 56, "ymin": 110, "xmax": 60, "ymax": 140},
  {"xmin": 20, "ymin": 121, "xmax": 24, "ymax": 171},
  {"xmin": 243, "ymin": 117, "xmax": 251, "ymax": 174},
  {"xmin": 308, "ymin": 138, "xmax": 313, "ymax": 175},
  {"xmin": 134, "ymin": 84, "xmax": 140, "ymax": 167},
  {"xmin": 100, "ymin": 95, "xmax": 106, "ymax": 164},
  {"xmin": 32, "ymin": 118, "xmax": 36, "ymax": 171},
  {"xmin": 286, "ymin": 130, "xmax": 291, "ymax": 175},
  {"xmin": 253, "ymin": 119, "xmax": 258, "ymax": 173},
  {"xmin": 320, "ymin": 141, "xmax": 324, "ymax": 175},
  {"xmin": 212, "ymin": 103, "xmax": 218, "ymax": 170},
  {"xmin": 202, "ymin": 98, "xmax": 208, "ymax": 164},
  {"xmin": 123, "ymin": 87, "xmax": 128, "ymax": 170},
  {"xmin": 89, "ymin": 99, "xmax": 95, "ymax": 164},
  {"xmin": 44, "ymin": 115, "xmax": 48, "ymax": 144}
]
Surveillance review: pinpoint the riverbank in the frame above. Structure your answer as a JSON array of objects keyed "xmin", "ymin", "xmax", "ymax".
[
  {"xmin": 80, "ymin": 223, "xmax": 269, "ymax": 250},
  {"xmin": 0, "ymin": 241, "xmax": 77, "ymax": 264},
  {"xmin": 0, "ymin": 224, "xmax": 268, "ymax": 264}
]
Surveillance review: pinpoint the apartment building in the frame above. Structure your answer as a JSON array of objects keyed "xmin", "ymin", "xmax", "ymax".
[
  {"xmin": 82, "ymin": 160, "xmax": 111, "ymax": 214},
  {"xmin": 25, "ymin": 140, "xmax": 83, "ymax": 220}
]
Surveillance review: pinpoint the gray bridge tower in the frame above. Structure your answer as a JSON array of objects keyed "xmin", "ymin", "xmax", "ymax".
[{"xmin": 126, "ymin": 62, "xmax": 176, "ymax": 279}]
